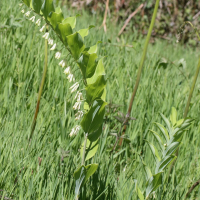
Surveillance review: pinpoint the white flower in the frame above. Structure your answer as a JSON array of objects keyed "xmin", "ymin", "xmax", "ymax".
[
  {"xmin": 40, "ymin": 25, "xmax": 46, "ymax": 32},
  {"xmin": 75, "ymin": 111, "xmax": 84, "ymax": 120},
  {"xmin": 69, "ymin": 125, "xmax": 81, "ymax": 137},
  {"xmin": 50, "ymin": 43, "xmax": 56, "ymax": 50},
  {"xmin": 55, "ymin": 52, "xmax": 61, "ymax": 59},
  {"xmin": 29, "ymin": 16, "xmax": 35, "ymax": 22},
  {"xmin": 67, "ymin": 73, "xmax": 75, "ymax": 82},
  {"xmin": 48, "ymin": 38, "xmax": 53, "ymax": 45},
  {"xmin": 25, "ymin": 11, "xmax": 31, "ymax": 17},
  {"xmin": 70, "ymin": 82, "xmax": 79, "ymax": 93},
  {"xmin": 75, "ymin": 91, "xmax": 83, "ymax": 101},
  {"xmin": 42, "ymin": 32, "xmax": 49, "ymax": 40},
  {"xmin": 59, "ymin": 60, "xmax": 66, "ymax": 68},
  {"xmin": 21, "ymin": 9, "xmax": 25, "ymax": 14},
  {"xmin": 35, "ymin": 19, "xmax": 41, "ymax": 26},
  {"xmin": 19, "ymin": 3, "xmax": 23, "ymax": 7},
  {"xmin": 73, "ymin": 101, "xmax": 82, "ymax": 110},
  {"xmin": 63, "ymin": 66, "xmax": 70, "ymax": 73}
]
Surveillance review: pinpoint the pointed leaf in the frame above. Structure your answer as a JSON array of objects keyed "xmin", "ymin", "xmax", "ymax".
[
  {"xmin": 155, "ymin": 122, "xmax": 169, "ymax": 142},
  {"xmin": 83, "ymin": 164, "xmax": 98, "ymax": 185},
  {"xmin": 149, "ymin": 130, "xmax": 164, "ymax": 150},
  {"xmin": 80, "ymin": 139, "xmax": 99, "ymax": 161},
  {"xmin": 140, "ymin": 159, "xmax": 152, "ymax": 181},
  {"xmin": 145, "ymin": 140, "xmax": 161, "ymax": 161},
  {"xmin": 48, "ymin": 10, "xmax": 64, "ymax": 29},
  {"xmin": 155, "ymin": 155, "xmax": 176, "ymax": 173},
  {"xmin": 88, "ymin": 125, "xmax": 102, "ymax": 142},
  {"xmin": 170, "ymin": 107, "xmax": 177, "ymax": 127},
  {"xmin": 88, "ymin": 41, "xmax": 102, "ymax": 54},
  {"xmin": 62, "ymin": 15, "xmax": 79, "ymax": 29},
  {"xmin": 81, "ymin": 99, "xmax": 107, "ymax": 135},
  {"xmin": 55, "ymin": 22, "xmax": 73, "ymax": 44},
  {"xmin": 134, "ymin": 180, "xmax": 144, "ymax": 200},
  {"xmin": 78, "ymin": 25, "xmax": 94, "ymax": 40},
  {"xmin": 146, "ymin": 172, "xmax": 163, "ymax": 199},
  {"xmin": 32, "ymin": 0, "xmax": 43, "ymax": 13},
  {"xmin": 87, "ymin": 58, "xmax": 105, "ymax": 84},
  {"xmin": 22, "ymin": 0, "xmax": 31, "ymax": 7},
  {"xmin": 160, "ymin": 113, "xmax": 172, "ymax": 133},
  {"xmin": 41, "ymin": 0, "xmax": 55, "ymax": 19},
  {"xmin": 86, "ymin": 75, "xmax": 106, "ymax": 105},
  {"xmin": 77, "ymin": 52, "xmax": 97, "ymax": 79},
  {"xmin": 163, "ymin": 142, "xmax": 179, "ymax": 157}
]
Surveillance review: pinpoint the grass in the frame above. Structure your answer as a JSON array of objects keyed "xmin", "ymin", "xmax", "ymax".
[{"xmin": 0, "ymin": 0, "xmax": 200, "ymax": 199}]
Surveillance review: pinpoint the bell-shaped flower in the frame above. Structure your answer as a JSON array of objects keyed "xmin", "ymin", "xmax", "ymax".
[
  {"xmin": 25, "ymin": 11, "xmax": 31, "ymax": 17},
  {"xmin": 35, "ymin": 19, "xmax": 41, "ymax": 26},
  {"xmin": 67, "ymin": 73, "xmax": 75, "ymax": 82},
  {"xmin": 40, "ymin": 25, "xmax": 46, "ymax": 32},
  {"xmin": 42, "ymin": 32, "xmax": 49, "ymax": 40},
  {"xmin": 59, "ymin": 60, "xmax": 66, "ymax": 68},
  {"xmin": 75, "ymin": 111, "xmax": 84, "ymax": 120},
  {"xmin": 55, "ymin": 52, "xmax": 61, "ymax": 59},
  {"xmin": 29, "ymin": 16, "xmax": 35, "ymax": 22},
  {"xmin": 70, "ymin": 82, "xmax": 79, "ymax": 93},
  {"xmin": 73, "ymin": 101, "xmax": 82, "ymax": 110},
  {"xmin": 50, "ymin": 43, "xmax": 56, "ymax": 50},
  {"xmin": 69, "ymin": 125, "xmax": 81, "ymax": 137}
]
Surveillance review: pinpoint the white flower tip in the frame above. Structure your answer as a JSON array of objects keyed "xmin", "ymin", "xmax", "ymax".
[
  {"xmin": 40, "ymin": 25, "xmax": 46, "ymax": 32},
  {"xmin": 50, "ymin": 43, "xmax": 56, "ymax": 51}
]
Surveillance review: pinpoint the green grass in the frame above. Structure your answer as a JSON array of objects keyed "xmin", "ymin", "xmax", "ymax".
[{"xmin": 0, "ymin": 0, "xmax": 200, "ymax": 199}]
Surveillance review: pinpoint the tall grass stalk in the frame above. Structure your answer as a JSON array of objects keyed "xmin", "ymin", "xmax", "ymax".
[
  {"xmin": 30, "ymin": 33, "xmax": 48, "ymax": 140},
  {"xmin": 119, "ymin": 0, "xmax": 160, "ymax": 146}
]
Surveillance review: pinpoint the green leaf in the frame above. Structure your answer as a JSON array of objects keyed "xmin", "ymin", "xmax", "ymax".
[
  {"xmin": 163, "ymin": 142, "xmax": 179, "ymax": 157},
  {"xmin": 134, "ymin": 180, "xmax": 144, "ymax": 200},
  {"xmin": 170, "ymin": 107, "xmax": 177, "ymax": 127},
  {"xmin": 145, "ymin": 140, "xmax": 161, "ymax": 161},
  {"xmin": 41, "ymin": 0, "xmax": 55, "ymax": 20},
  {"xmin": 149, "ymin": 130, "xmax": 164, "ymax": 150},
  {"xmin": 88, "ymin": 125, "xmax": 102, "ymax": 142},
  {"xmin": 86, "ymin": 75, "xmax": 106, "ymax": 105},
  {"xmin": 62, "ymin": 15, "xmax": 79, "ymax": 29},
  {"xmin": 155, "ymin": 155, "xmax": 176, "ymax": 173},
  {"xmin": 88, "ymin": 41, "xmax": 102, "ymax": 54},
  {"xmin": 140, "ymin": 159, "xmax": 152, "ymax": 181},
  {"xmin": 74, "ymin": 163, "xmax": 98, "ymax": 199},
  {"xmin": 81, "ymin": 99, "xmax": 107, "ymax": 136},
  {"xmin": 87, "ymin": 58, "xmax": 105, "ymax": 84},
  {"xmin": 160, "ymin": 113, "xmax": 172, "ymax": 133},
  {"xmin": 22, "ymin": 0, "xmax": 31, "ymax": 7},
  {"xmin": 80, "ymin": 139, "xmax": 99, "ymax": 161},
  {"xmin": 155, "ymin": 122, "xmax": 169, "ymax": 142},
  {"xmin": 66, "ymin": 32, "xmax": 85, "ymax": 60},
  {"xmin": 78, "ymin": 25, "xmax": 95, "ymax": 40},
  {"xmin": 32, "ymin": 0, "xmax": 43, "ymax": 13},
  {"xmin": 174, "ymin": 118, "xmax": 184, "ymax": 128},
  {"xmin": 146, "ymin": 172, "xmax": 162, "ymax": 199},
  {"xmin": 55, "ymin": 22, "xmax": 73, "ymax": 44},
  {"xmin": 77, "ymin": 52, "xmax": 97, "ymax": 79},
  {"xmin": 48, "ymin": 10, "xmax": 64, "ymax": 29}
]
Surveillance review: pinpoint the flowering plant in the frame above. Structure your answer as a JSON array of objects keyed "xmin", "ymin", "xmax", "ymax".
[{"xmin": 20, "ymin": 0, "xmax": 106, "ymax": 199}]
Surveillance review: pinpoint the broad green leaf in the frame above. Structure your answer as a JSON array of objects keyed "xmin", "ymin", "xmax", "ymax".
[
  {"xmin": 77, "ymin": 52, "xmax": 97, "ymax": 79},
  {"xmin": 80, "ymin": 139, "xmax": 99, "ymax": 161},
  {"xmin": 170, "ymin": 107, "xmax": 177, "ymax": 127},
  {"xmin": 155, "ymin": 122, "xmax": 169, "ymax": 142},
  {"xmin": 145, "ymin": 140, "xmax": 161, "ymax": 161},
  {"xmin": 48, "ymin": 11, "xmax": 64, "ymax": 29},
  {"xmin": 74, "ymin": 166, "xmax": 86, "ymax": 200},
  {"xmin": 55, "ymin": 22, "xmax": 73, "ymax": 44},
  {"xmin": 174, "ymin": 118, "xmax": 184, "ymax": 128},
  {"xmin": 149, "ymin": 130, "xmax": 164, "ymax": 150},
  {"xmin": 160, "ymin": 113, "xmax": 172, "ymax": 133},
  {"xmin": 78, "ymin": 25, "xmax": 94, "ymax": 40},
  {"xmin": 32, "ymin": 0, "xmax": 43, "ymax": 13},
  {"xmin": 155, "ymin": 155, "xmax": 176, "ymax": 173},
  {"xmin": 41, "ymin": 0, "xmax": 55, "ymax": 20},
  {"xmin": 74, "ymin": 163, "xmax": 98, "ymax": 198},
  {"xmin": 163, "ymin": 142, "xmax": 179, "ymax": 157},
  {"xmin": 22, "ymin": 0, "xmax": 31, "ymax": 7},
  {"xmin": 146, "ymin": 172, "xmax": 162, "ymax": 199},
  {"xmin": 66, "ymin": 32, "xmax": 85, "ymax": 60},
  {"xmin": 134, "ymin": 180, "xmax": 144, "ymax": 200},
  {"xmin": 88, "ymin": 41, "xmax": 102, "ymax": 54},
  {"xmin": 81, "ymin": 99, "xmax": 107, "ymax": 135},
  {"xmin": 62, "ymin": 15, "xmax": 79, "ymax": 29},
  {"xmin": 88, "ymin": 125, "xmax": 102, "ymax": 142},
  {"xmin": 87, "ymin": 58, "xmax": 105, "ymax": 84},
  {"xmin": 86, "ymin": 75, "xmax": 106, "ymax": 105}
]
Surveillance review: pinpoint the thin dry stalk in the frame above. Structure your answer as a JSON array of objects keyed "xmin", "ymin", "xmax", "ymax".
[
  {"xmin": 118, "ymin": 3, "xmax": 144, "ymax": 36},
  {"xmin": 100, "ymin": 0, "xmax": 109, "ymax": 32}
]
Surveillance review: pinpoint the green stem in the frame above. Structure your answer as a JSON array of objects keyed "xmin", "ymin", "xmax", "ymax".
[
  {"xmin": 183, "ymin": 57, "xmax": 200, "ymax": 118},
  {"xmin": 82, "ymin": 133, "xmax": 88, "ymax": 166},
  {"xmin": 29, "ymin": 38, "xmax": 48, "ymax": 140},
  {"xmin": 119, "ymin": 0, "xmax": 160, "ymax": 146}
]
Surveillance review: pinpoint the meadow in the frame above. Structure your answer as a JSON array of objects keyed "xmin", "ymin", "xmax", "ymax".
[{"xmin": 0, "ymin": 0, "xmax": 200, "ymax": 199}]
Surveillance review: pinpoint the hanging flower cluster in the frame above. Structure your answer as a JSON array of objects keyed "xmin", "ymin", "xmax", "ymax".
[{"xmin": 20, "ymin": 3, "xmax": 84, "ymax": 137}]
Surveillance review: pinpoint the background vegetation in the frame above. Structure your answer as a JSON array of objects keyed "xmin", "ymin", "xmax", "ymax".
[{"xmin": 0, "ymin": 0, "xmax": 200, "ymax": 199}]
